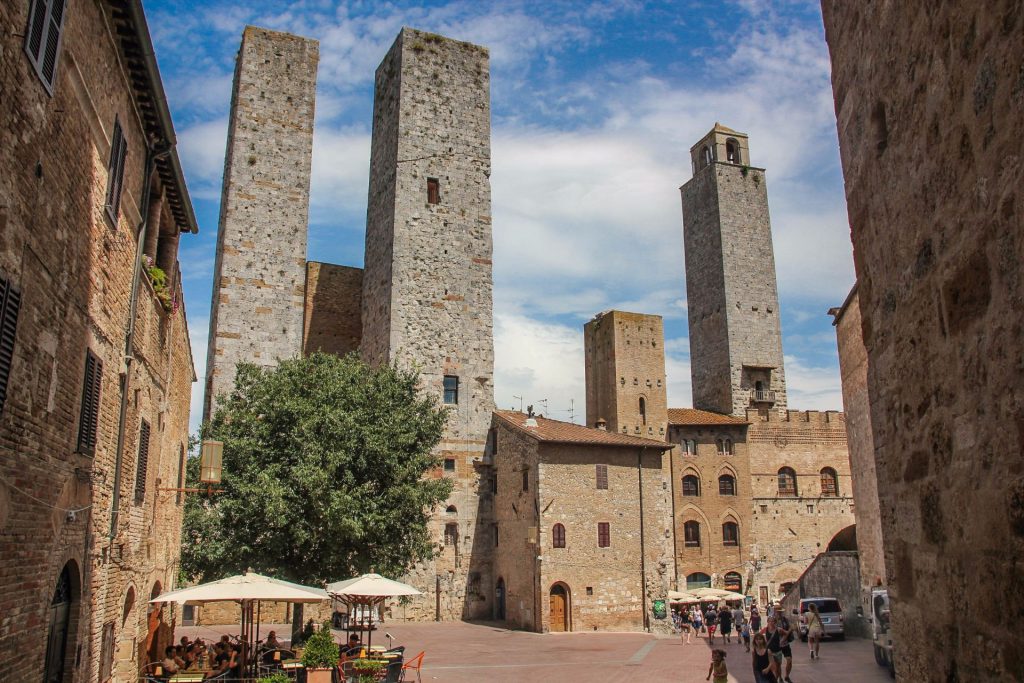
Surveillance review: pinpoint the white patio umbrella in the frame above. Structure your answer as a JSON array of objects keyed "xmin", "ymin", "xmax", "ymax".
[
  {"xmin": 667, "ymin": 590, "xmax": 702, "ymax": 603},
  {"xmin": 326, "ymin": 573, "xmax": 421, "ymax": 649},
  {"xmin": 690, "ymin": 587, "xmax": 733, "ymax": 599},
  {"xmin": 151, "ymin": 573, "xmax": 328, "ymax": 675}
]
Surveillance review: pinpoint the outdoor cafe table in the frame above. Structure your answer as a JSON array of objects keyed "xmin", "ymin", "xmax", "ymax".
[{"xmin": 168, "ymin": 673, "xmax": 206, "ymax": 682}]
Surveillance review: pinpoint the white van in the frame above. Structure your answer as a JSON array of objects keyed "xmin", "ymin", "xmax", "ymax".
[{"xmin": 798, "ymin": 597, "xmax": 845, "ymax": 640}]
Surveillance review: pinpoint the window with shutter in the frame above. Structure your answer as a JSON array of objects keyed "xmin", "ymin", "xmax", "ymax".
[
  {"xmin": 104, "ymin": 118, "xmax": 128, "ymax": 224},
  {"xmin": 595, "ymin": 464, "xmax": 608, "ymax": 490},
  {"xmin": 133, "ymin": 419, "xmax": 150, "ymax": 504},
  {"xmin": 597, "ymin": 522, "xmax": 610, "ymax": 548},
  {"xmin": 24, "ymin": 0, "xmax": 67, "ymax": 94},
  {"xmin": 552, "ymin": 523, "xmax": 566, "ymax": 548},
  {"xmin": 684, "ymin": 520, "xmax": 701, "ymax": 547},
  {"xmin": 76, "ymin": 350, "xmax": 102, "ymax": 455},
  {"xmin": 427, "ymin": 178, "xmax": 440, "ymax": 204},
  {"xmin": 176, "ymin": 443, "xmax": 186, "ymax": 505},
  {"xmin": 0, "ymin": 277, "xmax": 22, "ymax": 416},
  {"xmin": 99, "ymin": 621, "xmax": 115, "ymax": 681}
]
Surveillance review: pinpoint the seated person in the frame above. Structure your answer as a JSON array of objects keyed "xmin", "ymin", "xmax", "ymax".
[
  {"xmin": 205, "ymin": 643, "xmax": 231, "ymax": 679},
  {"xmin": 182, "ymin": 643, "xmax": 202, "ymax": 670},
  {"xmin": 264, "ymin": 630, "xmax": 282, "ymax": 650},
  {"xmin": 161, "ymin": 645, "xmax": 180, "ymax": 675},
  {"xmin": 344, "ymin": 633, "xmax": 363, "ymax": 655}
]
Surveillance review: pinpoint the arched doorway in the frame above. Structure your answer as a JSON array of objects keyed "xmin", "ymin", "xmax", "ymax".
[
  {"xmin": 549, "ymin": 583, "xmax": 570, "ymax": 632},
  {"xmin": 43, "ymin": 562, "xmax": 79, "ymax": 683},
  {"xmin": 828, "ymin": 525, "xmax": 858, "ymax": 551},
  {"xmin": 495, "ymin": 578, "xmax": 506, "ymax": 621},
  {"xmin": 686, "ymin": 572, "xmax": 712, "ymax": 590}
]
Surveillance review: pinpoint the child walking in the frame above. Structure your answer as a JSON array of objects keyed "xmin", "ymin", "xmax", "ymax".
[
  {"xmin": 706, "ymin": 649, "xmax": 728, "ymax": 683},
  {"xmin": 741, "ymin": 620, "xmax": 751, "ymax": 652}
]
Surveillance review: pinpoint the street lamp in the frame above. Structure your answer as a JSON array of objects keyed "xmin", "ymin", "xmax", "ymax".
[{"xmin": 159, "ymin": 439, "xmax": 225, "ymax": 496}]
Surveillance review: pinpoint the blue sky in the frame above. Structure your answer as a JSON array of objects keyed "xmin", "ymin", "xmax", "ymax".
[{"xmin": 145, "ymin": 0, "xmax": 856, "ymax": 432}]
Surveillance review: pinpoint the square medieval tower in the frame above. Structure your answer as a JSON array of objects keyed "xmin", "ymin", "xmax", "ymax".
[{"xmin": 680, "ymin": 125, "xmax": 787, "ymax": 417}]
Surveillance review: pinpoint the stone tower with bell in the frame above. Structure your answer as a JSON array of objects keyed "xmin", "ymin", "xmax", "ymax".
[{"xmin": 680, "ymin": 124, "xmax": 787, "ymax": 417}]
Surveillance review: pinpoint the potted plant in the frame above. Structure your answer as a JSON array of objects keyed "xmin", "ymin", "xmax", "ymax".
[
  {"xmin": 257, "ymin": 674, "xmax": 291, "ymax": 683},
  {"xmin": 300, "ymin": 622, "xmax": 339, "ymax": 683},
  {"xmin": 351, "ymin": 658, "xmax": 386, "ymax": 677}
]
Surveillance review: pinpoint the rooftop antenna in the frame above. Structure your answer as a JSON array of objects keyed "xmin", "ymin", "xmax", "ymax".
[
  {"xmin": 536, "ymin": 398, "xmax": 549, "ymax": 416},
  {"xmin": 567, "ymin": 398, "xmax": 575, "ymax": 423},
  {"xmin": 513, "ymin": 395, "xmax": 523, "ymax": 412}
]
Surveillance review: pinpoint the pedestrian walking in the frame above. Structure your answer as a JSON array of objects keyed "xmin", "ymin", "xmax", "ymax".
[
  {"xmin": 741, "ymin": 620, "xmax": 752, "ymax": 652},
  {"xmin": 706, "ymin": 648, "xmax": 728, "ymax": 683},
  {"xmin": 752, "ymin": 633, "xmax": 777, "ymax": 683},
  {"xmin": 719, "ymin": 605, "xmax": 733, "ymax": 644},
  {"xmin": 750, "ymin": 604, "xmax": 762, "ymax": 632},
  {"xmin": 805, "ymin": 603, "xmax": 824, "ymax": 660},
  {"xmin": 680, "ymin": 607, "xmax": 693, "ymax": 644},
  {"xmin": 733, "ymin": 605, "xmax": 746, "ymax": 646},
  {"xmin": 777, "ymin": 609, "xmax": 796, "ymax": 682},
  {"xmin": 706, "ymin": 606, "xmax": 719, "ymax": 643},
  {"xmin": 693, "ymin": 606, "xmax": 704, "ymax": 635}
]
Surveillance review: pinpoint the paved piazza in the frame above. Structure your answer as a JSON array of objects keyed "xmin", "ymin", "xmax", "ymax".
[{"xmin": 177, "ymin": 621, "xmax": 892, "ymax": 682}]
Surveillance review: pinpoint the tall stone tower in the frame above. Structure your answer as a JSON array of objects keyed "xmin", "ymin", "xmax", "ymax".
[
  {"xmin": 680, "ymin": 124, "xmax": 787, "ymax": 417},
  {"xmin": 362, "ymin": 28, "xmax": 494, "ymax": 620},
  {"xmin": 204, "ymin": 27, "xmax": 319, "ymax": 419},
  {"xmin": 584, "ymin": 310, "xmax": 668, "ymax": 439}
]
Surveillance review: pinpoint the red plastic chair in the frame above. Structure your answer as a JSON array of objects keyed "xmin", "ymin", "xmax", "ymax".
[{"xmin": 401, "ymin": 651, "xmax": 425, "ymax": 683}]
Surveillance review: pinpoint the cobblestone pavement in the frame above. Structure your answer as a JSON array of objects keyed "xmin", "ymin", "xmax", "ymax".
[{"xmin": 177, "ymin": 620, "xmax": 893, "ymax": 682}]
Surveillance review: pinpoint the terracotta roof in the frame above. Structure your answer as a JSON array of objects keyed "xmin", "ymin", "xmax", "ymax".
[
  {"xmin": 667, "ymin": 408, "xmax": 749, "ymax": 426},
  {"xmin": 493, "ymin": 411, "xmax": 672, "ymax": 450}
]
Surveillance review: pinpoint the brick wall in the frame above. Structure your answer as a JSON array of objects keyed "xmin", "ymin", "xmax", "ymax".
[
  {"xmin": 303, "ymin": 262, "xmax": 363, "ymax": 357},
  {"xmin": 205, "ymin": 26, "xmax": 318, "ymax": 420},
  {"xmin": 822, "ymin": 1, "xmax": 1024, "ymax": 679},
  {"xmin": 0, "ymin": 1, "xmax": 194, "ymax": 681}
]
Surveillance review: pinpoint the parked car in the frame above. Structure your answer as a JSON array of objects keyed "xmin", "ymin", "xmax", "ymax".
[
  {"xmin": 871, "ymin": 587, "xmax": 896, "ymax": 678},
  {"xmin": 797, "ymin": 597, "xmax": 845, "ymax": 640}
]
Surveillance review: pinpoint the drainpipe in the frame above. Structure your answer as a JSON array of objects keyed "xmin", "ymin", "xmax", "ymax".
[
  {"xmin": 638, "ymin": 447, "xmax": 649, "ymax": 632},
  {"xmin": 108, "ymin": 140, "xmax": 172, "ymax": 540}
]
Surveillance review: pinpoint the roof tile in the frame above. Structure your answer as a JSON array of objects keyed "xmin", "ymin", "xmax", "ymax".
[
  {"xmin": 667, "ymin": 408, "xmax": 749, "ymax": 426},
  {"xmin": 494, "ymin": 411, "xmax": 671, "ymax": 449}
]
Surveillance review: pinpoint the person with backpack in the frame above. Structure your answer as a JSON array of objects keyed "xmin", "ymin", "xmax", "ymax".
[{"xmin": 774, "ymin": 610, "xmax": 796, "ymax": 683}]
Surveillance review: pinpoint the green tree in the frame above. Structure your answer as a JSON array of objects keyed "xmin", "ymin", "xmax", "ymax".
[{"xmin": 181, "ymin": 352, "xmax": 452, "ymax": 585}]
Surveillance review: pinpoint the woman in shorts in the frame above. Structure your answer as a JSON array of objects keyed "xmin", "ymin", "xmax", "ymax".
[{"xmin": 680, "ymin": 607, "xmax": 693, "ymax": 644}]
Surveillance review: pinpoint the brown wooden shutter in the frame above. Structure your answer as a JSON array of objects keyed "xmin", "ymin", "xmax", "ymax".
[
  {"xmin": 597, "ymin": 522, "xmax": 610, "ymax": 548},
  {"xmin": 0, "ymin": 278, "xmax": 21, "ymax": 415},
  {"xmin": 134, "ymin": 419, "xmax": 150, "ymax": 503},
  {"xmin": 105, "ymin": 119, "xmax": 128, "ymax": 223},
  {"xmin": 427, "ymin": 178, "xmax": 440, "ymax": 204},
  {"xmin": 595, "ymin": 464, "xmax": 608, "ymax": 490},
  {"xmin": 76, "ymin": 350, "xmax": 102, "ymax": 455},
  {"xmin": 176, "ymin": 443, "xmax": 186, "ymax": 505}
]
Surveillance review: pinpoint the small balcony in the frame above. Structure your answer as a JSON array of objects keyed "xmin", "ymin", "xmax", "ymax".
[{"xmin": 751, "ymin": 389, "xmax": 776, "ymax": 404}]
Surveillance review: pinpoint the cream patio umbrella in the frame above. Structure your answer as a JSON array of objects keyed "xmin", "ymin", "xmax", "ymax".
[
  {"xmin": 152, "ymin": 572, "xmax": 328, "ymax": 676},
  {"xmin": 326, "ymin": 573, "xmax": 421, "ymax": 650},
  {"xmin": 667, "ymin": 590, "xmax": 702, "ymax": 603}
]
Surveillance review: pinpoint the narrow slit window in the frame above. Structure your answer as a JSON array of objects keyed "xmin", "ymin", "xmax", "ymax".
[
  {"xmin": 76, "ymin": 350, "xmax": 103, "ymax": 455},
  {"xmin": 595, "ymin": 464, "xmax": 608, "ymax": 490},
  {"xmin": 443, "ymin": 375, "xmax": 458, "ymax": 404},
  {"xmin": 0, "ymin": 277, "xmax": 22, "ymax": 416},
  {"xmin": 133, "ymin": 419, "xmax": 151, "ymax": 504},
  {"xmin": 104, "ymin": 118, "xmax": 128, "ymax": 224},
  {"xmin": 427, "ymin": 177, "xmax": 440, "ymax": 204}
]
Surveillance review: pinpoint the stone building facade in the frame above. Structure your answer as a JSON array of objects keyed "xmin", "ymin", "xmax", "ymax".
[
  {"xmin": 822, "ymin": 1, "xmax": 1024, "ymax": 679},
  {"xmin": 491, "ymin": 411, "xmax": 673, "ymax": 633},
  {"xmin": 829, "ymin": 285, "xmax": 887, "ymax": 617},
  {"xmin": 0, "ymin": 1, "xmax": 196, "ymax": 681},
  {"xmin": 204, "ymin": 26, "xmax": 318, "ymax": 420}
]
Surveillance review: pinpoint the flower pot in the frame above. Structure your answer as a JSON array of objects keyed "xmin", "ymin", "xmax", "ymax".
[{"xmin": 307, "ymin": 667, "xmax": 334, "ymax": 683}]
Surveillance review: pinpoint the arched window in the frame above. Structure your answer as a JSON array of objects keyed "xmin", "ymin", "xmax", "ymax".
[
  {"xmin": 778, "ymin": 467, "xmax": 798, "ymax": 496},
  {"xmin": 779, "ymin": 581, "xmax": 794, "ymax": 596},
  {"xmin": 701, "ymin": 145, "xmax": 713, "ymax": 168},
  {"xmin": 682, "ymin": 439, "xmax": 697, "ymax": 456},
  {"xmin": 722, "ymin": 521, "xmax": 739, "ymax": 546},
  {"xmin": 44, "ymin": 562, "xmax": 77, "ymax": 683},
  {"xmin": 718, "ymin": 474, "xmax": 736, "ymax": 496},
  {"xmin": 723, "ymin": 571, "xmax": 742, "ymax": 592},
  {"xmin": 820, "ymin": 467, "xmax": 839, "ymax": 497},
  {"xmin": 716, "ymin": 438, "xmax": 733, "ymax": 456},
  {"xmin": 639, "ymin": 397, "xmax": 647, "ymax": 425},
  {"xmin": 683, "ymin": 521, "xmax": 701, "ymax": 547},
  {"xmin": 446, "ymin": 505, "xmax": 457, "ymax": 515},
  {"xmin": 444, "ymin": 522, "xmax": 458, "ymax": 546},
  {"xmin": 686, "ymin": 571, "xmax": 711, "ymax": 589},
  {"xmin": 682, "ymin": 474, "xmax": 700, "ymax": 496},
  {"xmin": 552, "ymin": 523, "xmax": 566, "ymax": 548},
  {"xmin": 726, "ymin": 138, "xmax": 740, "ymax": 163},
  {"xmin": 122, "ymin": 586, "xmax": 135, "ymax": 626}
]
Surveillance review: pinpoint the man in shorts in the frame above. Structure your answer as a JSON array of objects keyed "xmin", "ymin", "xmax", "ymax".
[{"xmin": 776, "ymin": 610, "xmax": 795, "ymax": 682}]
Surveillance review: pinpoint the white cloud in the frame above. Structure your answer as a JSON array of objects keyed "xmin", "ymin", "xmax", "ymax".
[
  {"xmin": 783, "ymin": 354, "xmax": 843, "ymax": 411},
  {"xmin": 187, "ymin": 316, "xmax": 209, "ymax": 435}
]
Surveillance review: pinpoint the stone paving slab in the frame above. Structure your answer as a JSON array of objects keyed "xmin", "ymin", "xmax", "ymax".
[{"xmin": 177, "ymin": 620, "xmax": 894, "ymax": 682}]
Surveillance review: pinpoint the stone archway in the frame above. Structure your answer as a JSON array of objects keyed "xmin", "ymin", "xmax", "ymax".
[
  {"xmin": 43, "ymin": 561, "xmax": 80, "ymax": 683},
  {"xmin": 827, "ymin": 524, "xmax": 858, "ymax": 551}
]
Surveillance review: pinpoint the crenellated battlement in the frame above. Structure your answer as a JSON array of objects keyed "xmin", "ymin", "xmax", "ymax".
[{"xmin": 745, "ymin": 408, "xmax": 845, "ymax": 424}]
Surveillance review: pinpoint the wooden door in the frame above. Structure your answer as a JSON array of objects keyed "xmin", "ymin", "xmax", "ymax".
[{"xmin": 549, "ymin": 586, "xmax": 567, "ymax": 632}]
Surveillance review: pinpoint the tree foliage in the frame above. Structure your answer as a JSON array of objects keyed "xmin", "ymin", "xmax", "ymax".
[{"xmin": 181, "ymin": 353, "xmax": 452, "ymax": 584}]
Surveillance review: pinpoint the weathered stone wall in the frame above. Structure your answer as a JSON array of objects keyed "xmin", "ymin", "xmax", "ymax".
[
  {"xmin": 831, "ymin": 286, "xmax": 887, "ymax": 616},
  {"xmin": 491, "ymin": 420, "xmax": 539, "ymax": 630},
  {"xmin": 779, "ymin": 551, "xmax": 868, "ymax": 638},
  {"xmin": 0, "ymin": 2, "xmax": 194, "ymax": 681},
  {"xmin": 667, "ymin": 424, "xmax": 753, "ymax": 593},
  {"xmin": 303, "ymin": 262, "xmax": 363, "ymax": 357},
  {"xmin": 584, "ymin": 310, "xmax": 668, "ymax": 439},
  {"xmin": 204, "ymin": 26, "xmax": 318, "ymax": 419},
  {"xmin": 746, "ymin": 411, "xmax": 854, "ymax": 603},
  {"xmin": 821, "ymin": 1, "xmax": 1024, "ymax": 679},
  {"xmin": 681, "ymin": 129, "xmax": 787, "ymax": 417},
  {"xmin": 361, "ymin": 28, "xmax": 495, "ymax": 622}
]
